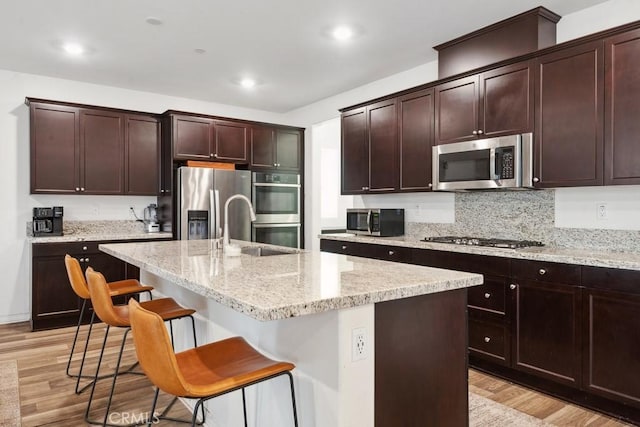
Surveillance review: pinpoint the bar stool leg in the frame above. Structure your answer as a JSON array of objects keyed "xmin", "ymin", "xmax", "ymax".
[
  {"xmin": 101, "ymin": 328, "xmax": 131, "ymax": 427},
  {"xmin": 85, "ymin": 324, "xmax": 111, "ymax": 424},
  {"xmin": 66, "ymin": 298, "xmax": 87, "ymax": 378},
  {"xmin": 242, "ymin": 387, "xmax": 248, "ymax": 427},
  {"xmin": 75, "ymin": 311, "xmax": 97, "ymax": 394},
  {"xmin": 287, "ymin": 372, "xmax": 299, "ymax": 427}
]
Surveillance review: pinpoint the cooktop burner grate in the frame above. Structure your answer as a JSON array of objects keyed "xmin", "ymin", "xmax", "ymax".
[{"xmin": 422, "ymin": 236, "xmax": 544, "ymax": 249}]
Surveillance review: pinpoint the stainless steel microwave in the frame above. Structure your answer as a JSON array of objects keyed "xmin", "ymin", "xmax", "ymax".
[
  {"xmin": 346, "ymin": 208, "xmax": 404, "ymax": 236},
  {"xmin": 432, "ymin": 133, "xmax": 533, "ymax": 191}
]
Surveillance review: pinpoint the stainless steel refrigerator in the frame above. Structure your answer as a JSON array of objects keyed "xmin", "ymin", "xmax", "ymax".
[{"xmin": 176, "ymin": 167, "xmax": 252, "ymax": 241}]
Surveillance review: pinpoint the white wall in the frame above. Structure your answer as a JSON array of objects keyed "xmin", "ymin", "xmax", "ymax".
[{"xmin": 0, "ymin": 69, "xmax": 287, "ymax": 323}]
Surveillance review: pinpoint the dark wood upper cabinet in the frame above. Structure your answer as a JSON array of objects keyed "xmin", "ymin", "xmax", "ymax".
[
  {"xmin": 29, "ymin": 99, "xmax": 160, "ymax": 195},
  {"xmin": 172, "ymin": 115, "xmax": 213, "ymax": 160},
  {"xmin": 435, "ymin": 61, "xmax": 533, "ymax": 145},
  {"xmin": 604, "ymin": 28, "xmax": 640, "ymax": 185},
  {"xmin": 251, "ymin": 126, "xmax": 276, "ymax": 168},
  {"xmin": 398, "ymin": 89, "xmax": 434, "ymax": 191},
  {"xmin": 125, "ymin": 114, "xmax": 160, "ymax": 195},
  {"xmin": 80, "ymin": 110, "xmax": 124, "ymax": 194},
  {"xmin": 534, "ymin": 41, "xmax": 604, "ymax": 188},
  {"xmin": 249, "ymin": 126, "xmax": 302, "ymax": 171},
  {"xmin": 368, "ymin": 99, "xmax": 398, "ymax": 192},
  {"xmin": 214, "ymin": 120, "xmax": 248, "ymax": 162},
  {"xmin": 30, "ymin": 102, "xmax": 80, "ymax": 194},
  {"xmin": 341, "ymin": 107, "xmax": 369, "ymax": 193}
]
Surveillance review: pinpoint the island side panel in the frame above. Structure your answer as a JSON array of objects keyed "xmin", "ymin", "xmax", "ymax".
[{"xmin": 375, "ymin": 288, "xmax": 469, "ymax": 427}]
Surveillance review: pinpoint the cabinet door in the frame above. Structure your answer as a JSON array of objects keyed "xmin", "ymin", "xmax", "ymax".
[
  {"xmin": 398, "ymin": 89, "xmax": 434, "ymax": 191},
  {"xmin": 30, "ymin": 103, "xmax": 80, "ymax": 193},
  {"xmin": 80, "ymin": 110, "xmax": 124, "ymax": 194},
  {"xmin": 214, "ymin": 120, "xmax": 248, "ymax": 162},
  {"xmin": 368, "ymin": 99, "xmax": 398, "ymax": 192},
  {"xmin": 172, "ymin": 115, "xmax": 213, "ymax": 160},
  {"xmin": 582, "ymin": 288, "xmax": 640, "ymax": 406},
  {"xmin": 125, "ymin": 114, "xmax": 160, "ymax": 195},
  {"xmin": 251, "ymin": 126, "xmax": 276, "ymax": 168},
  {"xmin": 435, "ymin": 75, "xmax": 479, "ymax": 144},
  {"xmin": 480, "ymin": 60, "xmax": 534, "ymax": 138},
  {"xmin": 275, "ymin": 129, "xmax": 301, "ymax": 171},
  {"xmin": 534, "ymin": 41, "xmax": 604, "ymax": 188},
  {"xmin": 604, "ymin": 29, "xmax": 640, "ymax": 185},
  {"xmin": 341, "ymin": 108, "xmax": 369, "ymax": 194},
  {"xmin": 511, "ymin": 280, "xmax": 582, "ymax": 386},
  {"xmin": 32, "ymin": 255, "xmax": 82, "ymax": 330}
]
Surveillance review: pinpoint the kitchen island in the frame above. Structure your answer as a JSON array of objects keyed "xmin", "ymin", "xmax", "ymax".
[{"xmin": 100, "ymin": 239, "xmax": 483, "ymax": 427}]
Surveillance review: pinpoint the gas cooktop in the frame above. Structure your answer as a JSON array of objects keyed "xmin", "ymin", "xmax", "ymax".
[{"xmin": 422, "ymin": 236, "xmax": 544, "ymax": 249}]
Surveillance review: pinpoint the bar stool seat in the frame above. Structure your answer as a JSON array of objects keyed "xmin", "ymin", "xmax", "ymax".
[
  {"xmin": 86, "ymin": 267, "xmax": 198, "ymax": 427},
  {"xmin": 64, "ymin": 254, "xmax": 154, "ymax": 394},
  {"xmin": 129, "ymin": 299, "xmax": 299, "ymax": 426}
]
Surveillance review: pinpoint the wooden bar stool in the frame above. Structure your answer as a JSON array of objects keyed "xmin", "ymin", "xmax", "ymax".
[
  {"xmin": 64, "ymin": 254, "xmax": 154, "ymax": 394},
  {"xmin": 85, "ymin": 267, "xmax": 198, "ymax": 427},
  {"xmin": 128, "ymin": 298, "xmax": 299, "ymax": 427}
]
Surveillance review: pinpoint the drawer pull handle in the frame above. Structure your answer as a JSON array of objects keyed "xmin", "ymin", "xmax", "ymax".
[
  {"xmin": 484, "ymin": 293, "xmax": 491, "ymax": 299},
  {"xmin": 484, "ymin": 336, "xmax": 491, "ymax": 343},
  {"xmin": 83, "ymin": 246, "xmax": 88, "ymax": 251},
  {"xmin": 388, "ymin": 250, "xmax": 394, "ymax": 255},
  {"xmin": 341, "ymin": 245, "xmax": 347, "ymax": 250},
  {"xmin": 510, "ymin": 284, "xmax": 516, "ymax": 290},
  {"xmin": 539, "ymin": 268, "xmax": 547, "ymax": 275}
]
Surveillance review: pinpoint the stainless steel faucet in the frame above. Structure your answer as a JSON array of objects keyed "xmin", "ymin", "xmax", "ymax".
[{"xmin": 223, "ymin": 194, "xmax": 257, "ymax": 251}]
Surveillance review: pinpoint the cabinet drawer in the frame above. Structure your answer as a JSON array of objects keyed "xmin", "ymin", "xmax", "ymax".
[
  {"xmin": 33, "ymin": 241, "xmax": 100, "ymax": 257},
  {"xmin": 468, "ymin": 276, "xmax": 506, "ymax": 314},
  {"xmin": 367, "ymin": 245, "xmax": 412, "ymax": 263},
  {"xmin": 320, "ymin": 239, "xmax": 358, "ymax": 255},
  {"xmin": 469, "ymin": 318, "xmax": 509, "ymax": 364},
  {"xmin": 413, "ymin": 248, "xmax": 510, "ymax": 277},
  {"xmin": 512, "ymin": 259, "xmax": 581, "ymax": 285},
  {"xmin": 582, "ymin": 266, "xmax": 640, "ymax": 294}
]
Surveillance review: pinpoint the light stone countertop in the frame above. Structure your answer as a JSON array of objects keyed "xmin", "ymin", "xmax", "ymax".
[
  {"xmin": 27, "ymin": 220, "xmax": 172, "ymax": 243},
  {"xmin": 320, "ymin": 234, "xmax": 640, "ymax": 271},
  {"xmin": 99, "ymin": 239, "xmax": 483, "ymax": 321}
]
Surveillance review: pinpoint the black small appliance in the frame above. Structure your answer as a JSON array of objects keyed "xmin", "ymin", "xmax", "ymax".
[{"xmin": 32, "ymin": 206, "xmax": 64, "ymax": 236}]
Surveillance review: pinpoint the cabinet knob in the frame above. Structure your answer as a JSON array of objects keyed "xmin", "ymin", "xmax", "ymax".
[
  {"xmin": 341, "ymin": 245, "xmax": 347, "ymax": 250},
  {"xmin": 472, "ymin": 130, "xmax": 478, "ymax": 135},
  {"xmin": 533, "ymin": 177, "xmax": 540, "ymax": 183},
  {"xmin": 85, "ymin": 257, "xmax": 90, "ymax": 262},
  {"xmin": 79, "ymin": 258, "xmax": 85, "ymax": 262},
  {"xmin": 276, "ymin": 163, "xmax": 281, "ymax": 167},
  {"xmin": 213, "ymin": 153, "xmax": 218, "ymax": 158},
  {"xmin": 539, "ymin": 268, "xmax": 546, "ymax": 275},
  {"xmin": 75, "ymin": 187, "xmax": 80, "ymax": 191},
  {"xmin": 510, "ymin": 284, "xmax": 516, "ymax": 290},
  {"xmin": 484, "ymin": 336, "xmax": 491, "ymax": 343},
  {"xmin": 82, "ymin": 246, "xmax": 88, "ymax": 251},
  {"xmin": 210, "ymin": 153, "xmax": 214, "ymax": 158},
  {"xmin": 160, "ymin": 189, "xmax": 165, "ymax": 193},
  {"xmin": 484, "ymin": 293, "xmax": 491, "ymax": 299},
  {"xmin": 274, "ymin": 163, "xmax": 278, "ymax": 167},
  {"xmin": 477, "ymin": 129, "xmax": 484, "ymax": 135},
  {"xmin": 428, "ymin": 183, "xmax": 432, "ymax": 188},
  {"xmin": 81, "ymin": 187, "xmax": 85, "ymax": 192},
  {"xmin": 388, "ymin": 250, "xmax": 394, "ymax": 256}
]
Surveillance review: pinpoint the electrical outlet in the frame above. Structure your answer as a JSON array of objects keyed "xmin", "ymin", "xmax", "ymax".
[
  {"xmin": 352, "ymin": 327, "xmax": 366, "ymax": 362},
  {"xmin": 597, "ymin": 203, "xmax": 608, "ymax": 220}
]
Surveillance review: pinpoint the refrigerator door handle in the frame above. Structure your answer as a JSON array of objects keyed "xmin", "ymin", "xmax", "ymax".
[{"xmin": 214, "ymin": 189, "xmax": 221, "ymax": 238}]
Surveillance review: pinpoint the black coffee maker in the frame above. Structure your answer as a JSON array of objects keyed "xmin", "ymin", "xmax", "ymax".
[{"xmin": 32, "ymin": 207, "xmax": 64, "ymax": 236}]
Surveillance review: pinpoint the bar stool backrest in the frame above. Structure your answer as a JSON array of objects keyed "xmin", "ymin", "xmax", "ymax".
[
  {"xmin": 64, "ymin": 255, "xmax": 90, "ymax": 299},
  {"xmin": 128, "ymin": 299, "xmax": 190, "ymax": 397},
  {"xmin": 86, "ymin": 267, "xmax": 130, "ymax": 327}
]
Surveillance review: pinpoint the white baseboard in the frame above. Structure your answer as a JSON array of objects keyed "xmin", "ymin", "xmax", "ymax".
[{"xmin": 0, "ymin": 313, "xmax": 30, "ymax": 325}]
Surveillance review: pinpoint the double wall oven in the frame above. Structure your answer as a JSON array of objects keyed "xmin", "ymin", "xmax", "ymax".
[{"xmin": 251, "ymin": 172, "xmax": 301, "ymax": 248}]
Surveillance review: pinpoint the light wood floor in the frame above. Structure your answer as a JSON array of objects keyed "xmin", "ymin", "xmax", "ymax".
[{"xmin": 0, "ymin": 321, "xmax": 634, "ymax": 426}]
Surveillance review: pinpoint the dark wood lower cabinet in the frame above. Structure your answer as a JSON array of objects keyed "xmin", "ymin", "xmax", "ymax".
[
  {"xmin": 320, "ymin": 238, "xmax": 640, "ymax": 424},
  {"xmin": 375, "ymin": 289, "xmax": 468, "ymax": 427},
  {"xmin": 31, "ymin": 240, "xmax": 150, "ymax": 331}
]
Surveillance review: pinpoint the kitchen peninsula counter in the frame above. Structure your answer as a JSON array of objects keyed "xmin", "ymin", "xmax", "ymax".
[{"xmin": 100, "ymin": 238, "xmax": 482, "ymax": 426}]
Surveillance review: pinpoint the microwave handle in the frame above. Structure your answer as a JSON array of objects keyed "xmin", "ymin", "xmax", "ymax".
[
  {"xmin": 490, "ymin": 148, "xmax": 500, "ymax": 181},
  {"xmin": 367, "ymin": 210, "xmax": 372, "ymax": 234}
]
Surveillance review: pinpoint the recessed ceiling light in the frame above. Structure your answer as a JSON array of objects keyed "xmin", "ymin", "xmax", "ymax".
[
  {"xmin": 62, "ymin": 42, "xmax": 85, "ymax": 56},
  {"xmin": 145, "ymin": 17, "xmax": 163, "ymax": 26},
  {"xmin": 194, "ymin": 48, "xmax": 207, "ymax": 54},
  {"xmin": 331, "ymin": 26, "xmax": 354, "ymax": 41},
  {"xmin": 239, "ymin": 78, "xmax": 256, "ymax": 89}
]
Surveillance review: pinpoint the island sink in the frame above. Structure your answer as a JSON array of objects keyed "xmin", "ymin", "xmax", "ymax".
[{"xmin": 240, "ymin": 246, "xmax": 293, "ymax": 257}]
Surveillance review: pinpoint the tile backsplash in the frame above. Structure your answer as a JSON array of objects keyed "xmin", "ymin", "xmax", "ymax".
[{"xmin": 403, "ymin": 190, "xmax": 640, "ymax": 253}]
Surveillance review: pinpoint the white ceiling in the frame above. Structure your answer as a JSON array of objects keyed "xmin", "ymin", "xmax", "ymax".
[{"xmin": 1, "ymin": 0, "xmax": 608, "ymax": 113}]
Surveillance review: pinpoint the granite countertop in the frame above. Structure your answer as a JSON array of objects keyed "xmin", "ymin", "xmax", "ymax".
[
  {"xmin": 320, "ymin": 234, "xmax": 640, "ymax": 271},
  {"xmin": 27, "ymin": 220, "xmax": 173, "ymax": 243},
  {"xmin": 99, "ymin": 239, "xmax": 483, "ymax": 321}
]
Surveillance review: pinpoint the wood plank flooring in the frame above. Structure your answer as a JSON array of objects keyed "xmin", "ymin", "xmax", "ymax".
[{"xmin": 0, "ymin": 321, "xmax": 634, "ymax": 426}]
